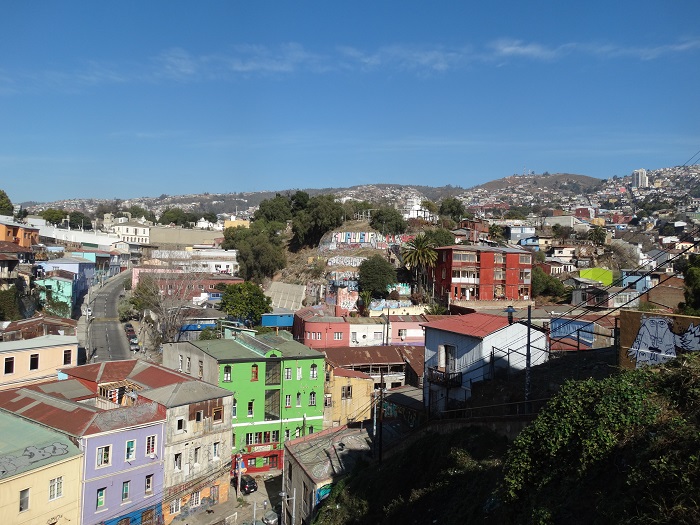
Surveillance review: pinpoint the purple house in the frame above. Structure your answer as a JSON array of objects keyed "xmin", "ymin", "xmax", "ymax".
[{"xmin": 0, "ymin": 377, "xmax": 167, "ymax": 525}]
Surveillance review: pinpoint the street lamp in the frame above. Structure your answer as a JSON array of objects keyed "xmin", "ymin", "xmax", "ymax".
[
  {"xmin": 504, "ymin": 305, "xmax": 517, "ymax": 325},
  {"xmin": 278, "ymin": 488, "xmax": 296, "ymax": 525}
]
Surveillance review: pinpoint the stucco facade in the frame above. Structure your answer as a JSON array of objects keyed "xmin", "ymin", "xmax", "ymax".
[{"xmin": 0, "ymin": 335, "xmax": 78, "ymax": 391}]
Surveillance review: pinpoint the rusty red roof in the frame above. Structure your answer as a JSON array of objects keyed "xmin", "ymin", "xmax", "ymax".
[
  {"xmin": 333, "ymin": 368, "xmax": 372, "ymax": 380},
  {"xmin": 324, "ymin": 346, "xmax": 408, "ymax": 367},
  {"xmin": 421, "ymin": 313, "xmax": 511, "ymax": 338}
]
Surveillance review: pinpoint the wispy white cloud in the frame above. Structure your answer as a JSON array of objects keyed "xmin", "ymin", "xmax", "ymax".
[{"xmin": 2, "ymin": 36, "xmax": 699, "ymax": 94}]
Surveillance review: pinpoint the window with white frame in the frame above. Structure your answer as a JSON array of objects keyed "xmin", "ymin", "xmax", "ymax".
[
  {"xmin": 224, "ymin": 365, "xmax": 231, "ymax": 382},
  {"xmin": 96, "ymin": 487, "xmax": 106, "ymax": 509},
  {"xmin": 296, "ymin": 392, "xmax": 301, "ymax": 407},
  {"xmin": 122, "ymin": 481, "xmax": 130, "ymax": 502},
  {"xmin": 174, "ymin": 453, "xmax": 182, "ymax": 471},
  {"xmin": 309, "ymin": 392, "xmax": 316, "ymax": 406},
  {"xmin": 146, "ymin": 435, "xmax": 156, "ymax": 456},
  {"xmin": 19, "ymin": 488, "xmax": 29, "ymax": 512},
  {"xmin": 232, "ymin": 398, "xmax": 237, "ymax": 418},
  {"xmin": 125, "ymin": 439, "xmax": 136, "ymax": 461},
  {"xmin": 97, "ymin": 445, "xmax": 111, "ymax": 467},
  {"xmin": 341, "ymin": 386, "xmax": 352, "ymax": 399},
  {"xmin": 145, "ymin": 475, "xmax": 153, "ymax": 495},
  {"xmin": 170, "ymin": 498, "xmax": 181, "ymax": 514},
  {"xmin": 194, "ymin": 446, "xmax": 200, "ymax": 464},
  {"xmin": 191, "ymin": 491, "xmax": 200, "ymax": 507},
  {"xmin": 324, "ymin": 394, "xmax": 332, "ymax": 407},
  {"xmin": 310, "ymin": 364, "xmax": 318, "ymax": 379},
  {"xmin": 247, "ymin": 401, "xmax": 254, "ymax": 416},
  {"xmin": 49, "ymin": 476, "xmax": 63, "ymax": 500},
  {"xmin": 213, "ymin": 441, "xmax": 220, "ymax": 459},
  {"xmin": 285, "ymin": 394, "xmax": 291, "ymax": 408},
  {"xmin": 297, "ymin": 366, "xmax": 302, "ymax": 380},
  {"xmin": 334, "ymin": 332, "xmax": 343, "ymax": 340},
  {"xmin": 284, "ymin": 368, "xmax": 292, "ymax": 380},
  {"xmin": 246, "ymin": 433, "xmax": 254, "ymax": 445},
  {"xmin": 284, "ymin": 429, "xmax": 290, "ymax": 441},
  {"xmin": 373, "ymin": 331, "xmax": 382, "ymax": 340},
  {"xmin": 272, "ymin": 430, "xmax": 280, "ymax": 442},
  {"xmin": 177, "ymin": 418, "xmax": 185, "ymax": 432}
]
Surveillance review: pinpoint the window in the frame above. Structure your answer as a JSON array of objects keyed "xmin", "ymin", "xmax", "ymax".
[
  {"xmin": 146, "ymin": 435, "xmax": 156, "ymax": 456},
  {"xmin": 296, "ymin": 392, "xmax": 301, "ymax": 407},
  {"xmin": 145, "ymin": 475, "xmax": 153, "ymax": 495},
  {"xmin": 177, "ymin": 418, "xmax": 185, "ymax": 432},
  {"xmin": 224, "ymin": 365, "xmax": 231, "ymax": 382},
  {"xmin": 125, "ymin": 440, "xmax": 136, "ymax": 461},
  {"xmin": 284, "ymin": 429, "xmax": 290, "ymax": 441},
  {"xmin": 334, "ymin": 332, "xmax": 343, "ymax": 340},
  {"xmin": 194, "ymin": 410, "xmax": 203, "ymax": 423},
  {"xmin": 272, "ymin": 430, "xmax": 279, "ymax": 442},
  {"xmin": 49, "ymin": 476, "xmax": 63, "ymax": 500},
  {"xmin": 97, "ymin": 445, "xmax": 111, "ymax": 467},
  {"xmin": 520, "ymin": 254, "xmax": 531, "ymax": 264},
  {"xmin": 373, "ymin": 331, "xmax": 382, "ymax": 340},
  {"xmin": 310, "ymin": 364, "xmax": 318, "ymax": 379},
  {"xmin": 309, "ymin": 392, "xmax": 316, "ymax": 406},
  {"xmin": 232, "ymin": 399, "xmax": 237, "ymax": 418},
  {"xmin": 309, "ymin": 426, "xmax": 314, "ymax": 434},
  {"xmin": 30, "ymin": 354, "xmax": 39, "ymax": 370},
  {"xmin": 190, "ymin": 491, "xmax": 200, "ymax": 507},
  {"xmin": 341, "ymin": 386, "xmax": 352, "ymax": 399},
  {"xmin": 170, "ymin": 498, "xmax": 181, "ymax": 514},
  {"xmin": 122, "ymin": 481, "xmax": 130, "ymax": 501},
  {"xmin": 295, "ymin": 427, "xmax": 300, "ymax": 438},
  {"xmin": 248, "ymin": 458, "xmax": 256, "ymax": 467},
  {"xmin": 324, "ymin": 394, "xmax": 332, "ymax": 407},
  {"xmin": 297, "ymin": 367, "xmax": 302, "ymax": 380},
  {"xmin": 398, "ymin": 329, "xmax": 407, "ymax": 338},
  {"xmin": 63, "ymin": 349, "xmax": 72, "ymax": 365},
  {"xmin": 351, "ymin": 332, "xmax": 357, "ymax": 342},
  {"xmin": 213, "ymin": 441, "xmax": 220, "ymax": 459},
  {"xmin": 246, "ymin": 433, "xmax": 254, "ymax": 445},
  {"xmin": 4, "ymin": 356, "xmax": 14, "ymax": 374},
  {"xmin": 247, "ymin": 401, "xmax": 254, "ymax": 417},
  {"xmin": 186, "ymin": 357, "xmax": 191, "ymax": 373},
  {"xmin": 198, "ymin": 360, "xmax": 203, "ymax": 379},
  {"xmin": 174, "ymin": 453, "xmax": 182, "ymax": 471},
  {"xmin": 178, "ymin": 354, "xmax": 183, "ymax": 370},
  {"xmin": 284, "ymin": 368, "xmax": 292, "ymax": 380},
  {"xmin": 96, "ymin": 487, "xmax": 106, "ymax": 509},
  {"xmin": 285, "ymin": 394, "xmax": 291, "ymax": 408},
  {"xmin": 19, "ymin": 488, "xmax": 29, "ymax": 512},
  {"xmin": 251, "ymin": 364, "xmax": 259, "ymax": 381}
]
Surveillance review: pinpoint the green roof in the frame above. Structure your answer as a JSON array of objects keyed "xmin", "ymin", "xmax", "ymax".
[{"xmin": 191, "ymin": 333, "xmax": 322, "ymax": 362}]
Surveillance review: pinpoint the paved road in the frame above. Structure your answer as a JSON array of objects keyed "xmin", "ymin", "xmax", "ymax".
[{"xmin": 81, "ymin": 272, "xmax": 132, "ymax": 363}]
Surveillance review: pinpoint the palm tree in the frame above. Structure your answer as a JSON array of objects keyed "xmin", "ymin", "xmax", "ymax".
[{"xmin": 401, "ymin": 234, "xmax": 438, "ymax": 297}]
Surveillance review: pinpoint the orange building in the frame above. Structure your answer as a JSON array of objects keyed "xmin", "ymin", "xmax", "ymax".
[{"xmin": 0, "ymin": 218, "xmax": 39, "ymax": 248}]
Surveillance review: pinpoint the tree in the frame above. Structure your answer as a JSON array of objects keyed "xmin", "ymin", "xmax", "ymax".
[
  {"xmin": 221, "ymin": 222, "xmax": 286, "ymax": 283},
  {"xmin": 0, "ymin": 190, "xmax": 13, "ymax": 216},
  {"xmin": 531, "ymin": 266, "xmax": 566, "ymax": 298},
  {"xmin": 358, "ymin": 255, "xmax": 397, "ymax": 297},
  {"xmin": 291, "ymin": 194, "xmax": 344, "ymax": 249},
  {"xmin": 67, "ymin": 211, "xmax": 93, "ymax": 230},
  {"xmin": 587, "ymin": 226, "xmax": 607, "ymax": 246},
  {"xmin": 41, "ymin": 208, "xmax": 66, "ymax": 226},
  {"xmin": 401, "ymin": 234, "xmax": 438, "ymax": 297},
  {"xmin": 219, "ymin": 281, "xmax": 272, "ymax": 326},
  {"xmin": 130, "ymin": 271, "xmax": 201, "ymax": 346},
  {"xmin": 159, "ymin": 207, "xmax": 195, "ymax": 226},
  {"xmin": 370, "ymin": 207, "xmax": 407, "ymax": 235},
  {"xmin": 421, "ymin": 199, "xmax": 439, "ymax": 215},
  {"xmin": 424, "ymin": 228, "xmax": 454, "ymax": 248},
  {"xmin": 439, "ymin": 197, "xmax": 465, "ymax": 223},
  {"xmin": 489, "ymin": 224, "xmax": 505, "ymax": 243},
  {"xmin": 680, "ymin": 254, "xmax": 700, "ymax": 315},
  {"xmin": 199, "ymin": 327, "xmax": 219, "ymax": 340},
  {"xmin": 254, "ymin": 194, "xmax": 293, "ymax": 223}
]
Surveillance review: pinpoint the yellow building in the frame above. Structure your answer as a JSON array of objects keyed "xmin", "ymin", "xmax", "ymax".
[
  {"xmin": 323, "ymin": 363, "xmax": 374, "ymax": 428},
  {"xmin": 0, "ymin": 335, "xmax": 78, "ymax": 391},
  {"xmin": 223, "ymin": 218, "xmax": 250, "ymax": 230},
  {"xmin": 0, "ymin": 411, "xmax": 83, "ymax": 525}
]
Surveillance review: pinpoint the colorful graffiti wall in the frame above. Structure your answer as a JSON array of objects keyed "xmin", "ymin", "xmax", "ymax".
[{"xmin": 320, "ymin": 231, "xmax": 415, "ymax": 251}]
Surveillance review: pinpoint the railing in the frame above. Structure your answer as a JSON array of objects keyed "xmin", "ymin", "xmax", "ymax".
[{"xmin": 426, "ymin": 367, "xmax": 462, "ymax": 388}]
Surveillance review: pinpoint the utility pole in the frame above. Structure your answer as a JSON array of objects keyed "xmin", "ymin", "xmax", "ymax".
[
  {"xmin": 372, "ymin": 389, "xmax": 378, "ymax": 458},
  {"xmin": 379, "ymin": 370, "xmax": 384, "ymax": 465},
  {"xmin": 525, "ymin": 305, "xmax": 532, "ymax": 413}
]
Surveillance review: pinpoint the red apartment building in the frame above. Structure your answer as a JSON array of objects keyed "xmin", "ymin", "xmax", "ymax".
[{"xmin": 434, "ymin": 245, "xmax": 532, "ymax": 302}]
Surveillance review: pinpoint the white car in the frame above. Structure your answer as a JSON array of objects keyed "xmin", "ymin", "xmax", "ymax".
[{"xmin": 86, "ymin": 307, "xmax": 92, "ymax": 316}]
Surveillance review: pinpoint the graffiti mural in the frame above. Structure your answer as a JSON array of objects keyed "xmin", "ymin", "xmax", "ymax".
[
  {"xmin": 0, "ymin": 441, "xmax": 70, "ymax": 478},
  {"xmin": 620, "ymin": 311, "xmax": 700, "ymax": 369},
  {"xmin": 327, "ymin": 256, "xmax": 367, "ymax": 267},
  {"xmin": 320, "ymin": 231, "xmax": 415, "ymax": 251}
]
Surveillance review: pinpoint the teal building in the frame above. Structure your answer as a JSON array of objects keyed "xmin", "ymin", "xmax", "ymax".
[{"xmin": 163, "ymin": 331, "xmax": 325, "ymax": 473}]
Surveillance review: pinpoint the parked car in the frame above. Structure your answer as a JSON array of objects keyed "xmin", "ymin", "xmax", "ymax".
[
  {"xmin": 262, "ymin": 510, "xmax": 279, "ymax": 525},
  {"xmin": 124, "ymin": 323, "xmax": 133, "ymax": 330},
  {"xmin": 231, "ymin": 474, "xmax": 258, "ymax": 494},
  {"xmin": 130, "ymin": 343, "xmax": 140, "ymax": 352},
  {"xmin": 129, "ymin": 336, "xmax": 138, "ymax": 344}
]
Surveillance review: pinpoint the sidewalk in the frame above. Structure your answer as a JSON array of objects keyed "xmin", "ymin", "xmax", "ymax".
[{"xmin": 184, "ymin": 470, "xmax": 283, "ymax": 525}]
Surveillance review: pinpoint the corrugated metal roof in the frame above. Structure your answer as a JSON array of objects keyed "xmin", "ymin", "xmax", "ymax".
[
  {"xmin": 324, "ymin": 346, "xmax": 407, "ymax": 367},
  {"xmin": 421, "ymin": 313, "xmax": 511, "ymax": 338},
  {"xmin": 0, "ymin": 334, "xmax": 78, "ymax": 352}
]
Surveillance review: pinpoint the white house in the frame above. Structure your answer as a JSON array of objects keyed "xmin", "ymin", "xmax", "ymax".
[{"xmin": 422, "ymin": 312, "xmax": 548, "ymax": 412}]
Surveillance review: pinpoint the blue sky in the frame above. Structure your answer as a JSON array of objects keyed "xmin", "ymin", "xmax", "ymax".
[{"xmin": 2, "ymin": 1, "xmax": 699, "ymax": 203}]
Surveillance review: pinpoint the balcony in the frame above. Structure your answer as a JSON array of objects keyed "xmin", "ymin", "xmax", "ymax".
[{"xmin": 426, "ymin": 367, "xmax": 462, "ymax": 388}]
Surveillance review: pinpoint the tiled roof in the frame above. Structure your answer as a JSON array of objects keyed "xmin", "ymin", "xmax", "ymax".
[{"xmin": 421, "ymin": 313, "xmax": 511, "ymax": 338}]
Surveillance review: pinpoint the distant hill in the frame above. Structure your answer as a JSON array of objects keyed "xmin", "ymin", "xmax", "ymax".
[{"xmin": 474, "ymin": 172, "xmax": 603, "ymax": 193}]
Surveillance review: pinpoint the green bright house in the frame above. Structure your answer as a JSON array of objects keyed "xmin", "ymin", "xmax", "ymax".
[{"xmin": 162, "ymin": 331, "xmax": 325, "ymax": 474}]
